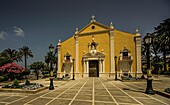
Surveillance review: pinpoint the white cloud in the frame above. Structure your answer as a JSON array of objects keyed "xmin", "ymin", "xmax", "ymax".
[
  {"xmin": 14, "ymin": 26, "xmax": 25, "ymax": 37},
  {"xmin": 0, "ymin": 31, "xmax": 7, "ymax": 40}
]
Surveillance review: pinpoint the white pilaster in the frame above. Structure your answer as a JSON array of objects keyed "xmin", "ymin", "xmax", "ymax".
[
  {"xmin": 75, "ymin": 28, "xmax": 79, "ymax": 73},
  {"xmin": 110, "ymin": 30, "xmax": 115, "ymax": 73},
  {"xmin": 83, "ymin": 59, "xmax": 86, "ymax": 73},
  {"xmin": 87, "ymin": 61, "xmax": 89, "ymax": 74},
  {"xmin": 135, "ymin": 29, "xmax": 142, "ymax": 76},
  {"xmin": 99, "ymin": 59, "xmax": 101, "ymax": 73},
  {"xmin": 57, "ymin": 40, "xmax": 61, "ymax": 75},
  {"xmin": 101, "ymin": 59, "xmax": 104, "ymax": 73},
  {"xmin": 103, "ymin": 59, "xmax": 105, "ymax": 73}
]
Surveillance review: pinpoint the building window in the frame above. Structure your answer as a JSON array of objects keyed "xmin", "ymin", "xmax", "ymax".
[
  {"xmin": 66, "ymin": 56, "xmax": 70, "ymax": 62},
  {"xmin": 64, "ymin": 52, "xmax": 71, "ymax": 63},
  {"xmin": 91, "ymin": 26, "xmax": 95, "ymax": 29},
  {"xmin": 122, "ymin": 50, "xmax": 129, "ymax": 60},
  {"xmin": 123, "ymin": 52, "xmax": 128, "ymax": 57},
  {"xmin": 120, "ymin": 47, "xmax": 132, "ymax": 60}
]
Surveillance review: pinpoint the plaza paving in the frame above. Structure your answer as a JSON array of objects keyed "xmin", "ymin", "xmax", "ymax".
[{"xmin": 0, "ymin": 77, "xmax": 170, "ymax": 105}]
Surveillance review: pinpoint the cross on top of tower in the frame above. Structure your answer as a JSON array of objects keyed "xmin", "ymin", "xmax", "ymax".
[
  {"xmin": 135, "ymin": 28, "xmax": 141, "ymax": 36},
  {"xmin": 136, "ymin": 28, "xmax": 139, "ymax": 33},
  {"xmin": 91, "ymin": 15, "xmax": 96, "ymax": 22}
]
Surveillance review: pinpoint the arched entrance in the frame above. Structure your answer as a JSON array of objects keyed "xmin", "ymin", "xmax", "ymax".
[
  {"xmin": 82, "ymin": 35, "xmax": 105, "ymax": 77},
  {"xmin": 89, "ymin": 60, "xmax": 99, "ymax": 77}
]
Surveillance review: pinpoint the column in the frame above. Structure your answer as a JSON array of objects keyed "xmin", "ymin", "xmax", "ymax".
[
  {"xmin": 103, "ymin": 59, "xmax": 105, "ymax": 73},
  {"xmin": 135, "ymin": 29, "xmax": 142, "ymax": 77},
  {"xmin": 83, "ymin": 59, "xmax": 86, "ymax": 73},
  {"xmin": 57, "ymin": 40, "xmax": 61, "ymax": 76},
  {"xmin": 75, "ymin": 28, "xmax": 79, "ymax": 73},
  {"xmin": 99, "ymin": 59, "xmax": 102, "ymax": 73},
  {"xmin": 83, "ymin": 59, "xmax": 88, "ymax": 77},
  {"xmin": 110, "ymin": 30, "xmax": 115, "ymax": 74},
  {"xmin": 101, "ymin": 59, "xmax": 104, "ymax": 73},
  {"xmin": 87, "ymin": 61, "xmax": 89, "ymax": 75}
]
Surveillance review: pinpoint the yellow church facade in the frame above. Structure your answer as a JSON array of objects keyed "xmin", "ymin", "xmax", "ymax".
[{"xmin": 57, "ymin": 16, "xmax": 142, "ymax": 79}]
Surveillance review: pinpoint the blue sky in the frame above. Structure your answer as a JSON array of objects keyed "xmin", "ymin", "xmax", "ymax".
[{"xmin": 0, "ymin": 0, "xmax": 170, "ymax": 67}]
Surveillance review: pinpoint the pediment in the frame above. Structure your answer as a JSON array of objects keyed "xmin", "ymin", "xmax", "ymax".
[
  {"xmin": 83, "ymin": 52, "xmax": 105, "ymax": 58},
  {"xmin": 78, "ymin": 22, "xmax": 111, "ymax": 35}
]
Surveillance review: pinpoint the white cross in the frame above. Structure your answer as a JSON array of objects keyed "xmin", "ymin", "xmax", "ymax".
[{"xmin": 91, "ymin": 15, "xmax": 96, "ymax": 22}]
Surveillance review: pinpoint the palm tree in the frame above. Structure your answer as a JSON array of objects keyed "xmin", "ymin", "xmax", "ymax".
[
  {"xmin": 3, "ymin": 48, "xmax": 22, "ymax": 62},
  {"xmin": 45, "ymin": 48, "xmax": 58, "ymax": 77},
  {"xmin": 4, "ymin": 48, "xmax": 16, "ymax": 58},
  {"xmin": 45, "ymin": 52, "xmax": 51, "ymax": 67},
  {"xmin": 45, "ymin": 51, "xmax": 57, "ymax": 69},
  {"xmin": 0, "ymin": 52, "xmax": 13, "ymax": 67},
  {"xmin": 19, "ymin": 46, "xmax": 33, "ymax": 69},
  {"xmin": 154, "ymin": 18, "xmax": 170, "ymax": 71}
]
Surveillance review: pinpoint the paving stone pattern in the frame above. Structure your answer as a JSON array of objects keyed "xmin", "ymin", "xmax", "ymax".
[{"xmin": 0, "ymin": 77, "xmax": 170, "ymax": 105}]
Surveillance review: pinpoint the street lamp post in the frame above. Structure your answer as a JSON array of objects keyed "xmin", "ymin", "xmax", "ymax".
[
  {"xmin": 72, "ymin": 58, "xmax": 75, "ymax": 80},
  {"xmin": 49, "ymin": 44, "xmax": 55, "ymax": 90},
  {"xmin": 114, "ymin": 56, "xmax": 118, "ymax": 80},
  {"xmin": 144, "ymin": 33, "xmax": 155, "ymax": 94}
]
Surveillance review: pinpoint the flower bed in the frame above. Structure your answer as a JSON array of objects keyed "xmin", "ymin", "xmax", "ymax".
[
  {"xmin": 1, "ymin": 78, "xmax": 45, "ymax": 92},
  {"xmin": 164, "ymin": 88, "xmax": 170, "ymax": 94},
  {"xmin": 0, "ymin": 79, "xmax": 47, "ymax": 93},
  {"xmin": 2, "ymin": 83, "xmax": 44, "ymax": 90}
]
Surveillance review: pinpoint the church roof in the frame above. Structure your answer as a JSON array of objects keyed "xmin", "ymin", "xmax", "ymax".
[
  {"xmin": 60, "ymin": 16, "xmax": 138, "ymax": 44},
  {"xmin": 78, "ymin": 21, "xmax": 112, "ymax": 34}
]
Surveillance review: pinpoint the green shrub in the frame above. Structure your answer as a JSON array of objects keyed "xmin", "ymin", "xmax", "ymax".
[
  {"xmin": 3, "ymin": 75, "xmax": 9, "ymax": 81},
  {"xmin": 43, "ymin": 74, "xmax": 49, "ymax": 77},
  {"xmin": 42, "ymin": 71, "xmax": 49, "ymax": 74},
  {"xmin": 12, "ymin": 78, "xmax": 19, "ymax": 86},
  {"xmin": 25, "ymin": 79, "xmax": 30, "ymax": 85},
  {"xmin": 0, "ymin": 76, "xmax": 4, "ymax": 82},
  {"xmin": 53, "ymin": 73, "xmax": 56, "ymax": 76},
  {"xmin": 22, "ymin": 69, "xmax": 31, "ymax": 77},
  {"xmin": 164, "ymin": 71, "xmax": 170, "ymax": 75},
  {"xmin": 14, "ymin": 74, "xmax": 23, "ymax": 80}
]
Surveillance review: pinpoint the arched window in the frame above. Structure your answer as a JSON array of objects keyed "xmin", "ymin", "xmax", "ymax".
[
  {"xmin": 122, "ymin": 47, "xmax": 130, "ymax": 60},
  {"xmin": 64, "ymin": 52, "xmax": 71, "ymax": 63}
]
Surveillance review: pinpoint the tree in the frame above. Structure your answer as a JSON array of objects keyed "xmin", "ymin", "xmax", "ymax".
[
  {"xmin": 154, "ymin": 18, "xmax": 170, "ymax": 71},
  {"xmin": 45, "ymin": 52, "xmax": 51, "ymax": 67},
  {"xmin": 149, "ymin": 33, "xmax": 162, "ymax": 73},
  {"xmin": 0, "ymin": 62, "xmax": 25, "ymax": 80},
  {"xmin": 141, "ymin": 41, "xmax": 147, "ymax": 73},
  {"xmin": 44, "ymin": 50, "xmax": 58, "ymax": 77},
  {"xmin": 45, "ymin": 50, "xmax": 57, "ymax": 70},
  {"xmin": 19, "ymin": 46, "xmax": 33, "ymax": 69},
  {"xmin": 22, "ymin": 69, "xmax": 31, "ymax": 79},
  {"xmin": 0, "ymin": 48, "xmax": 22, "ymax": 67},
  {"xmin": 142, "ymin": 33, "xmax": 162, "ymax": 74},
  {"xmin": 30, "ymin": 62, "xmax": 45, "ymax": 80},
  {"xmin": 142, "ymin": 18, "xmax": 170, "ymax": 74},
  {"xmin": 142, "ymin": 38, "xmax": 154, "ymax": 73},
  {"xmin": 0, "ymin": 52, "xmax": 13, "ymax": 67},
  {"xmin": 3, "ymin": 48, "xmax": 22, "ymax": 62},
  {"xmin": 4, "ymin": 48, "xmax": 16, "ymax": 59}
]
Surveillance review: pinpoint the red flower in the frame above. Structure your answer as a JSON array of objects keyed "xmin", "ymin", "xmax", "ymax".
[{"xmin": 0, "ymin": 62, "xmax": 25, "ymax": 74}]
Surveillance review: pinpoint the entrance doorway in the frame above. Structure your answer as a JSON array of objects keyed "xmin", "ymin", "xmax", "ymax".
[{"xmin": 89, "ymin": 60, "xmax": 99, "ymax": 77}]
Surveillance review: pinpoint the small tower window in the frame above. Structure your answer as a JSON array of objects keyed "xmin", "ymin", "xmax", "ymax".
[
  {"xmin": 123, "ymin": 52, "xmax": 128, "ymax": 57},
  {"xmin": 64, "ymin": 52, "xmax": 71, "ymax": 63},
  {"xmin": 91, "ymin": 26, "xmax": 95, "ymax": 29},
  {"xmin": 121, "ymin": 47, "xmax": 130, "ymax": 60},
  {"xmin": 66, "ymin": 56, "xmax": 70, "ymax": 61}
]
